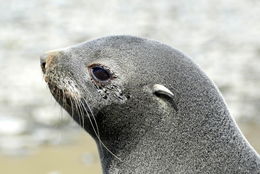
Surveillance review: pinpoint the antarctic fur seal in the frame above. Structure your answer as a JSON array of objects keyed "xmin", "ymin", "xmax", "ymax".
[{"xmin": 40, "ymin": 35, "xmax": 260, "ymax": 174}]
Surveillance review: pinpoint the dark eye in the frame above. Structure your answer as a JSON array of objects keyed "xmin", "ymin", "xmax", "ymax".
[{"xmin": 91, "ymin": 66, "xmax": 111, "ymax": 81}]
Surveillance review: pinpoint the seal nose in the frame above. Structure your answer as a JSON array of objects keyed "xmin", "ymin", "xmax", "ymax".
[
  {"xmin": 40, "ymin": 51, "xmax": 60, "ymax": 74},
  {"xmin": 40, "ymin": 54, "xmax": 47, "ymax": 74}
]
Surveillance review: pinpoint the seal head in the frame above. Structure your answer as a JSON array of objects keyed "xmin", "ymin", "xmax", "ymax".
[{"xmin": 41, "ymin": 35, "xmax": 260, "ymax": 174}]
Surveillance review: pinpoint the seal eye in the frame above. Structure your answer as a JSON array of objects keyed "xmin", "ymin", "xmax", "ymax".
[{"xmin": 91, "ymin": 66, "xmax": 111, "ymax": 81}]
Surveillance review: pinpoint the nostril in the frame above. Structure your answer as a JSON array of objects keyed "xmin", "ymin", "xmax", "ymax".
[
  {"xmin": 40, "ymin": 51, "xmax": 61, "ymax": 74},
  {"xmin": 41, "ymin": 62, "xmax": 46, "ymax": 73},
  {"xmin": 40, "ymin": 55, "xmax": 47, "ymax": 74}
]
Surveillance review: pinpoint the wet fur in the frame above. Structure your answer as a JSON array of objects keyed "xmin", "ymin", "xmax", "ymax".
[{"xmin": 42, "ymin": 35, "xmax": 260, "ymax": 174}]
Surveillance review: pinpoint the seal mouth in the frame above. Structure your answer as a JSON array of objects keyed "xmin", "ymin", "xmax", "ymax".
[
  {"xmin": 43, "ymin": 67, "xmax": 81, "ymax": 110},
  {"xmin": 47, "ymin": 82, "xmax": 73, "ymax": 110},
  {"xmin": 46, "ymin": 76, "xmax": 101, "ymax": 140}
]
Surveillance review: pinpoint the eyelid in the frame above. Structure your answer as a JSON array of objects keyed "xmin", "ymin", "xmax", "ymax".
[
  {"xmin": 87, "ymin": 63, "xmax": 115, "ymax": 85},
  {"xmin": 92, "ymin": 67, "xmax": 110, "ymax": 81}
]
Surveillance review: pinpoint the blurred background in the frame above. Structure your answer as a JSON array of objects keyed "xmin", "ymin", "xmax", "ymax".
[{"xmin": 0, "ymin": 0, "xmax": 259, "ymax": 173}]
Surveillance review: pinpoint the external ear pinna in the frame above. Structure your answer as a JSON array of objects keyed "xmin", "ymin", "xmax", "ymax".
[{"xmin": 152, "ymin": 84, "xmax": 178, "ymax": 111}]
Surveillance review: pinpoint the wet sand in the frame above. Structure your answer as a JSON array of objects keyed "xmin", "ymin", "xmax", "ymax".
[
  {"xmin": 0, "ymin": 133, "xmax": 102, "ymax": 174},
  {"xmin": 238, "ymin": 122, "xmax": 260, "ymax": 153}
]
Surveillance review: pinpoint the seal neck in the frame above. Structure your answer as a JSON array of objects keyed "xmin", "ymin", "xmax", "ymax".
[{"xmin": 94, "ymin": 100, "xmax": 259, "ymax": 173}]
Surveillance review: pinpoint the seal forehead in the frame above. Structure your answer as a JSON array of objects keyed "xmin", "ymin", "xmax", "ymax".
[
  {"xmin": 67, "ymin": 35, "xmax": 197, "ymax": 92},
  {"xmin": 81, "ymin": 36, "xmax": 178, "ymax": 84}
]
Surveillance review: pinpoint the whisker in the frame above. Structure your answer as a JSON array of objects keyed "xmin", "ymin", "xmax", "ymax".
[
  {"xmin": 84, "ymin": 99, "xmax": 100, "ymax": 136},
  {"xmin": 76, "ymin": 97, "xmax": 104, "ymax": 160},
  {"xmin": 74, "ymin": 99, "xmax": 83, "ymax": 128},
  {"xmin": 76, "ymin": 98, "xmax": 86, "ymax": 130},
  {"xmin": 78, "ymin": 98, "xmax": 123, "ymax": 162},
  {"xmin": 45, "ymin": 78, "xmax": 124, "ymax": 163},
  {"xmin": 69, "ymin": 97, "xmax": 75, "ymax": 121}
]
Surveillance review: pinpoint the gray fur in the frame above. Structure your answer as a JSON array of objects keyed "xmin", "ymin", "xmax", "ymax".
[{"xmin": 41, "ymin": 35, "xmax": 260, "ymax": 174}]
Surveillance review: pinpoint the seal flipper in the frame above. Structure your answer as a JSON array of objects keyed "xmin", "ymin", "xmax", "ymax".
[{"xmin": 152, "ymin": 84, "xmax": 178, "ymax": 111}]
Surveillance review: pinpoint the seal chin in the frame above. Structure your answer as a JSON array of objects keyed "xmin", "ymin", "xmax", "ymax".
[{"xmin": 47, "ymin": 82, "xmax": 73, "ymax": 110}]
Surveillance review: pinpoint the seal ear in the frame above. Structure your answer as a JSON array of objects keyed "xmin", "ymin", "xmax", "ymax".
[{"xmin": 152, "ymin": 84, "xmax": 178, "ymax": 111}]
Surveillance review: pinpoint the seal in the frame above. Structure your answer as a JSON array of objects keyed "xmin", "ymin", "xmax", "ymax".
[{"xmin": 40, "ymin": 35, "xmax": 260, "ymax": 174}]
